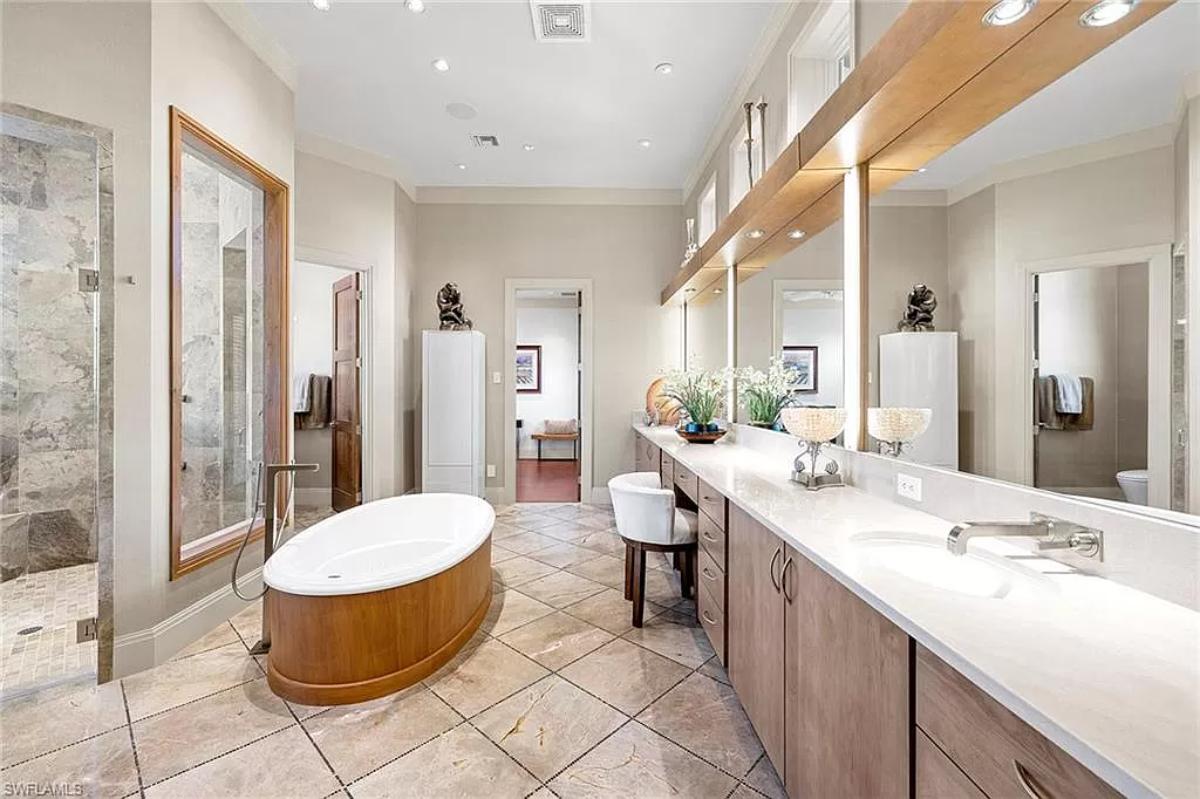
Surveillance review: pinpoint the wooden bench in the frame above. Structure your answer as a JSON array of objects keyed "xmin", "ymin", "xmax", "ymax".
[{"xmin": 530, "ymin": 432, "xmax": 578, "ymax": 461}]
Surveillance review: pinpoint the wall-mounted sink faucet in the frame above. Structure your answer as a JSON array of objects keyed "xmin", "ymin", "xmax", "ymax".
[{"xmin": 947, "ymin": 512, "xmax": 1104, "ymax": 561}]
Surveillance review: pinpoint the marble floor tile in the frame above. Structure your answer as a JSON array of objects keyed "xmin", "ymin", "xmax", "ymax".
[
  {"xmin": 743, "ymin": 754, "xmax": 787, "ymax": 799},
  {"xmin": 637, "ymin": 672, "xmax": 763, "ymax": 777},
  {"xmin": 561, "ymin": 528, "xmax": 623, "ymax": 557},
  {"xmin": 228, "ymin": 602, "xmax": 263, "ymax": 645},
  {"xmin": 548, "ymin": 721, "xmax": 736, "ymax": 799},
  {"xmin": 122, "ymin": 642, "xmax": 260, "ymax": 721},
  {"xmin": 516, "ymin": 571, "xmax": 607, "ymax": 609},
  {"xmin": 425, "ymin": 638, "xmax": 548, "ymax": 718},
  {"xmin": 622, "ymin": 609, "xmax": 714, "ymax": 669},
  {"xmin": 731, "ymin": 783, "xmax": 766, "ymax": 799},
  {"xmin": 511, "ymin": 515, "xmax": 568, "ymax": 533},
  {"xmin": 559, "ymin": 639, "xmax": 689, "ymax": 715},
  {"xmin": 169, "ymin": 621, "xmax": 241, "ymax": 661},
  {"xmin": 526, "ymin": 542, "xmax": 603, "ymax": 569},
  {"xmin": 491, "ymin": 543, "xmax": 520, "ymax": 564},
  {"xmin": 496, "ymin": 530, "xmax": 561, "ymax": 555},
  {"xmin": 642, "ymin": 569, "xmax": 688, "ymax": 607},
  {"xmin": 143, "ymin": 726, "xmax": 339, "ymax": 799},
  {"xmin": 698, "ymin": 656, "xmax": 732, "ymax": 686},
  {"xmin": 0, "ymin": 677, "xmax": 127, "ymax": 767},
  {"xmin": 563, "ymin": 554, "xmax": 626, "ymax": 589},
  {"xmin": 349, "ymin": 723, "xmax": 539, "ymax": 799},
  {"xmin": 304, "ymin": 684, "xmax": 459, "ymax": 784},
  {"xmin": 481, "ymin": 588, "xmax": 557, "ymax": 636},
  {"xmin": 498, "ymin": 612, "xmax": 613, "ymax": 670},
  {"xmin": 473, "ymin": 675, "xmax": 626, "ymax": 782},
  {"xmin": 492, "ymin": 555, "xmax": 559, "ymax": 588},
  {"xmin": 131, "ymin": 677, "xmax": 293, "ymax": 786},
  {"xmin": 0, "ymin": 726, "xmax": 138, "ymax": 799},
  {"xmin": 563, "ymin": 589, "xmax": 668, "ymax": 636}
]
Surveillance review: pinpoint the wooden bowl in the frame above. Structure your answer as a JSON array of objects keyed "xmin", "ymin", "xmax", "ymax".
[{"xmin": 675, "ymin": 428, "xmax": 727, "ymax": 444}]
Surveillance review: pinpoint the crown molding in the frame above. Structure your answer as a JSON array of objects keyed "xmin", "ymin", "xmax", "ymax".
[
  {"xmin": 205, "ymin": 1, "xmax": 298, "ymax": 92},
  {"xmin": 681, "ymin": 1, "xmax": 802, "ymax": 202},
  {"xmin": 296, "ymin": 131, "xmax": 417, "ymax": 202},
  {"xmin": 414, "ymin": 186, "xmax": 682, "ymax": 206}
]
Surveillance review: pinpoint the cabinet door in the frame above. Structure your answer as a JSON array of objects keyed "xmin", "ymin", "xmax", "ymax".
[
  {"xmin": 917, "ymin": 729, "xmax": 987, "ymax": 799},
  {"xmin": 726, "ymin": 505, "xmax": 786, "ymax": 771},
  {"xmin": 784, "ymin": 548, "xmax": 910, "ymax": 799}
]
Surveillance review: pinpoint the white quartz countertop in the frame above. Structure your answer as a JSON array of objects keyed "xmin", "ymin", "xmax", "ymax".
[{"xmin": 634, "ymin": 425, "xmax": 1200, "ymax": 799}]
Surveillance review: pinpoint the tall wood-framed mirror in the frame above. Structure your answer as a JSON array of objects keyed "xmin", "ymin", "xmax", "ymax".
[{"xmin": 169, "ymin": 106, "xmax": 290, "ymax": 579}]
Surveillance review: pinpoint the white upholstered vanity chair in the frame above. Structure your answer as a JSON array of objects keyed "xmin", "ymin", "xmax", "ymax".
[{"xmin": 608, "ymin": 472, "xmax": 698, "ymax": 627}]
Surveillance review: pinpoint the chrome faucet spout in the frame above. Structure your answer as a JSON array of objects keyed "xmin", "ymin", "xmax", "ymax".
[
  {"xmin": 946, "ymin": 520, "xmax": 1050, "ymax": 556},
  {"xmin": 946, "ymin": 513, "xmax": 1104, "ymax": 560}
]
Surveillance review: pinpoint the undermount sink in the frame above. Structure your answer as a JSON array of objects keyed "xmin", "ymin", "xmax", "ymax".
[{"xmin": 851, "ymin": 532, "xmax": 1058, "ymax": 599}]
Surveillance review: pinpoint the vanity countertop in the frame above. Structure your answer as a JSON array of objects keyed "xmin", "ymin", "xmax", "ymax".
[{"xmin": 634, "ymin": 424, "xmax": 1199, "ymax": 799}]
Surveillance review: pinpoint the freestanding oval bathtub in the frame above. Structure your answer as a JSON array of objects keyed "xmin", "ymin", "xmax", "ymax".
[{"xmin": 262, "ymin": 494, "xmax": 494, "ymax": 705}]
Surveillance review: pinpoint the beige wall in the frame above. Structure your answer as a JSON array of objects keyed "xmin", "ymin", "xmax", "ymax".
[
  {"xmin": 415, "ymin": 202, "xmax": 682, "ymax": 495},
  {"xmin": 685, "ymin": 296, "xmax": 727, "ymax": 372},
  {"xmin": 294, "ymin": 151, "xmax": 418, "ymax": 499}
]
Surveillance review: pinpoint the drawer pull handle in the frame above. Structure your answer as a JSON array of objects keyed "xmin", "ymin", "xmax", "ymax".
[
  {"xmin": 769, "ymin": 548, "xmax": 782, "ymax": 591},
  {"xmin": 702, "ymin": 610, "xmax": 718, "ymax": 625},
  {"xmin": 782, "ymin": 556, "xmax": 795, "ymax": 603},
  {"xmin": 702, "ymin": 568, "xmax": 717, "ymax": 581},
  {"xmin": 702, "ymin": 530, "xmax": 718, "ymax": 542},
  {"xmin": 1012, "ymin": 760, "xmax": 1051, "ymax": 799}
]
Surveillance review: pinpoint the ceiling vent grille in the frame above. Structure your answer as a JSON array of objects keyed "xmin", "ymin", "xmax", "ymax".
[
  {"xmin": 470, "ymin": 134, "xmax": 500, "ymax": 148},
  {"xmin": 529, "ymin": 1, "xmax": 590, "ymax": 43}
]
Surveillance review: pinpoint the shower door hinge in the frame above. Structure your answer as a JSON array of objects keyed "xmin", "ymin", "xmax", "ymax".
[
  {"xmin": 78, "ymin": 269, "xmax": 100, "ymax": 293},
  {"xmin": 76, "ymin": 617, "xmax": 98, "ymax": 643}
]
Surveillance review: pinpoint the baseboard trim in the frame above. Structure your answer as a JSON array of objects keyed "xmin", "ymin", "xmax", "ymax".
[
  {"xmin": 589, "ymin": 486, "xmax": 611, "ymax": 505},
  {"xmin": 113, "ymin": 569, "xmax": 263, "ymax": 678}
]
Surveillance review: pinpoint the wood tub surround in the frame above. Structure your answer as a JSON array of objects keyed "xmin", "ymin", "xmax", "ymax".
[{"xmin": 265, "ymin": 538, "xmax": 492, "ymax": 706}]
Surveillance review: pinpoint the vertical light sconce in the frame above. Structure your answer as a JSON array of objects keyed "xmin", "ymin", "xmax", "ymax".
[{"xmin": 843, "ymin": 164, "xmax": 869, "ymax": 450}]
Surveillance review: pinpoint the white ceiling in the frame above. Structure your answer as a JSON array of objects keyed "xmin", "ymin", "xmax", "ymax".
[
  {"xmin": 245, "ymin": 0, "xmax": 777, "ymax": 190},
  {"xmin": 897, "ymin": 1, "xmax": 1200, "ymax": 192}
]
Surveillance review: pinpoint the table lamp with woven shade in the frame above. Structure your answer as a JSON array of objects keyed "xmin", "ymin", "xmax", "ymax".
[{"xmin": 780, "ymin": 407, "xmax": 847, "ymax": 491}]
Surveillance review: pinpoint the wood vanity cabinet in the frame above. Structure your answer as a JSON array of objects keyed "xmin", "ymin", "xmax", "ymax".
[
  {"xmin": 727, "ymin": 504, "xmax": 910, "ymax": 797},
  {"xmin": 634, "ymin": 436, "xmax": 660, "ymax": 473},
  {"xmin": 695, "ymin": 480, "xmax": 727, "ymax": 664}
]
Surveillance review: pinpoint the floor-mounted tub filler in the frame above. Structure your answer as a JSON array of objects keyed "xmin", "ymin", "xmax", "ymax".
[{"xmin": 262, "ymin": 493, "xmax": 495, "ymax": 705}]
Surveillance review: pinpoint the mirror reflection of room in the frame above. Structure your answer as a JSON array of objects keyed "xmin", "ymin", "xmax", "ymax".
[
  {"xmin": 868, "ymin": 1, "xmax": 1196, "ymax": 513},
  {"xmin": 515, "ymin": 289, "xmax": 581, "ymax": 502}
]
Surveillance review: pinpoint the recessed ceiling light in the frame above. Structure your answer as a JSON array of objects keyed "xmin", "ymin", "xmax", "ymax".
[
  {"xmin": 1079, "ymin": 0, "xmax": 1136, "ymax": 26},
  {"xmin": 685, "ymin": 288, "xmax": 697, "ymax": 294},
  {"xmin": 405, "ymin": 0, "xmax": 426, "ymax": 12},
  {"xmin": 312, "ymin": 0, "xmax": 330, "ymax": 10},
  {"xmin": 455, "ymin": 163, "xmax": 467, "ymax": 170},
  {"xmin": 432, "ymin": 58, "xmax": 450, "ymax": 72},
  {"xmin": 917, "ymin": 167, "xmax": 928, "ymax": 173},
  {"xmin": 746, "ymin": 229, "xmax": 765, "ymax": 239},
  {"xmin": 787, "ymin": 230, "xmax": 806, "ymax": 240},
  {"xmin": 523, "ymin": 143, "xmax": 535, "ymax": 151},
  {"xmin": 713, "ymin": 288, "xmax": 723, "ymax": 295},
  {"xmin": 655, "ymin": 62, "xmax": 673, "ymax": 75},
  {"xmin": 637, "ymin": 139, "xmax": 652, "ymax": 149},
  {"xmin": 981, "ymin": 0, "xmax": 1035, "ymax": 26},
  {"xmin": 445, "ymin": 102, "xmax": 477, "ymax": 120}
]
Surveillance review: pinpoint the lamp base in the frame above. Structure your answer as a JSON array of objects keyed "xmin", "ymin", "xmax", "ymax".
[{"xmin": 790, "ymin": 471, "xmax": 845, "ymax": 491}]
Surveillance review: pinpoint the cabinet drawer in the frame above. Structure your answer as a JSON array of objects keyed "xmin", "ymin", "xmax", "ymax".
[
  {"xmin": 698, "ymin": 511, "xmax": 726, "ymax": 571},
  {"xmin": 697, "ymin": 546, "xmax": 725, "ymax": 611},
  {"xmin": 660, "ymin": 453, "xmax": 674, "ymax": 486},
  {"xmin": 674, "ymin": 463, "xmax": 699, "ymax": 502},
  {"xmin": 698, "ymin": 583, "xmax": 725, "ymax": 664},
  {"xmin": 697, "ymin": 480, "xmax": 725, "ymax": 529},
  {"xmin": 916, "ymin": 729, "xmax": 986, "ymax": 799},
  {"xmin": 917, "ymin": 646, "xmax": 1120, "ymax": 799}
]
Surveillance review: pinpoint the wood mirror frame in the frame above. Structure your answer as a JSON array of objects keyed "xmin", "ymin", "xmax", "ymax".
[{"xmin": 169, "ymin": 106, "xmax": 290, "ymax": 580}]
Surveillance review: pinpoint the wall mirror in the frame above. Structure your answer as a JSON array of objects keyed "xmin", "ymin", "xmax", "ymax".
[
  {"xmin": 684, "ymin": 284, "xmax": 729, "ymax": 375},
  {"xmin": 863, "ymin": 3, "xmax": 1197, "ymax": 522},
  {"xmin": 170, "ymin": 107, "xmax": 289, "ymax": 579}
]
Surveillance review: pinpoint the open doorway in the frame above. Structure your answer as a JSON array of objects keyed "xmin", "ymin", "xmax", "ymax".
[{"xmin": 291, "ymin": 261, "xmax": 364, "ymax": 528}]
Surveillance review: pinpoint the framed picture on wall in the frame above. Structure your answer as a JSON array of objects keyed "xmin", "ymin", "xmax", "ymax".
[
  {"xmin": 516, "ymin": 344, "xmax": 542, "ymax": 393},
  {"xmin": 782, "ymin": 346, "xmax": 818, "ymax": 393}
]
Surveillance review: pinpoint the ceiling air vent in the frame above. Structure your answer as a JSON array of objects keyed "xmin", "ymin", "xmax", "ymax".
[
  {"xmin": 529, "ymin": 1, "xmax": 590, "ymax": 43},
  {"xmin": 470, "ymin": 134, "xmax": 500, "ymax": 148}
]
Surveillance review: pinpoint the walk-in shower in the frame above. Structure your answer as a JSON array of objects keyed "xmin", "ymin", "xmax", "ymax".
[{"xmin": 0, "ymin": 104, "xmax": 113, "ymax": 694}]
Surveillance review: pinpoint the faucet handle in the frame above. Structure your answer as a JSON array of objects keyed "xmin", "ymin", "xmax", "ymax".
[{"xmin": 1030, "ymin": 513, "xmax": 1104, "ymax": 561}]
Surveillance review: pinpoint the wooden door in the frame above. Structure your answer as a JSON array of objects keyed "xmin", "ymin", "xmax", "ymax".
[
  {"xmin": 726, "ymin": 505, "xmax": 786, "ymax": 771},
  {"xmin": 331, "ymin": 273, "xmax": 361, "ymax": 512},
  {"xmin": 783, "ymin": 546, "xmax": 910, "ymax": 799}
]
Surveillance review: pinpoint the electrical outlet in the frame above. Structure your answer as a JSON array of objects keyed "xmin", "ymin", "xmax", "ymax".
[
  {"xmin": 896, "ymin": 473, "xmax": 922, "ymax": 502},
  {"xmin": 486, "ymin": 464, "xmax": 496, "ymax": 478},
  {"xmin": 492, "ymin": 372, "xmax": 502, "ymax": 384}
]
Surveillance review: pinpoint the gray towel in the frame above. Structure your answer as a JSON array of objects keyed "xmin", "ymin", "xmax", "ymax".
[
  {"xmin": 295, "ymin": 374, "xmax": 331, "ymax": 429},
  {"xmin": 1036, "ymin": 376, "xmax": 1064, "ymax": 431}
]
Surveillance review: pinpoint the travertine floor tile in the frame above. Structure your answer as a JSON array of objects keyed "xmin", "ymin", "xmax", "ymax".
[
  {"xmin": 637, "ymin": 672, "xmax": 763, "ymax": 777},
  {"xmin": 563, "ymin": 554, "xmax": 626, "ymax": 589},
  {"xmin": 349, "ymin": 724, "xmax": 539, "ymax": 799},
  {"xmin": 527, "ymin": 542, "xmax": 603, "ymax": 569},
  {"xmin": 482, "ymin": 588, "xmax": 557, "ymax": 635},
  {"xmin": 170, "ymin": 621, "xmax": 242, "ymax": 661},
  {"xmin": 559, "ymin": 639, "xmax": 688, "ymax": 715},
  {"xmin": 698, "ymin": 655, "xmax": 731, "ymax": 686},
  {"xmin": 568, "ymin": 529, "xmax": 625, "ymax": 558},
  {"xmin": 304, "ymin": 684, "xmax": 459, "ymax": 783},
  {"xmin": 491, "ymin": 543, "xmax": 520, "ymax": 564},
  {"xmin": 497, "ymin": 531, "xmax": 561, "ymax": 555},
  {"xmin": 132, "ymin": 678, "xmax": 293, "ymax": 785},
  {"xmin": 143, "ymin": 726, "xmax": 339, "ymax": 799},
  {"xmin": 228, "ymin": 602, "xmax": 264, "ymax": 645},
  {"xmin": 425, "ymin": 638, "xmax": 548, "ymax": 717},
  {"xmin": 122, "ymin": 642, "xmax": 260, "ymax": 721},
  {"xmin": 622, "ymin": 609, "xmax": 714, "ymax": 669},
  {"xmin": 0, "ymin": 677, "xmax": 127, "ymax": 767},
  {"xmin": 0, "ymin": 727, "xmax": 138, "ymax": 799},
  {"xmin": 516, "ymin": 571, "xmax": 607, "ymax": 609},
  {"xmin": 549, "ymin": 721, "xmax": 737, "ymax": 799},
  {"xmin": 473, "ymin": 675, "xmax": 625, "ymax": 781},
  {"xmin": 498, "ymin": 612, "xmax": 614, "ymax": 670},
  {"xmin": 492, "ymin": 555, "xmax": 559, "ymax": 588},
  {"xmin": 743, "ymin": 754, "xmax": 787, "ymax": 799},
  {"xmin": 563, "ymin": 589, "xmax": 667, "ymax": 636}
]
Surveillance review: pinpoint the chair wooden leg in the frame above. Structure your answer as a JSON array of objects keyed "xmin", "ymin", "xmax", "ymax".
[
  {"xmin": 673, "ymin": 551, "xmax": 680, "ymax": 570},
  {"xmin": 631, "ymin": 547, "xmax": 646, "ymax": 628},
  {"xmin": 624, "ymin": 543, "xmax": 634, "ymax": 600},
  {"xmin": 679, "ymin": 547, "xmax": 694, "ymax": 599}
]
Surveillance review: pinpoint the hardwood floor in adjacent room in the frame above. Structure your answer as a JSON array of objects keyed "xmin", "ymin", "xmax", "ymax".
[{"xmin": 516, "ymin": 459, "xmax": 580, "ymax": 503}]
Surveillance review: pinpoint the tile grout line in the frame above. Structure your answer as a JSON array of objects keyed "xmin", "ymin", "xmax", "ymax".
[
  {"xmin": 119, "ymin": 680, "xmax": 146, "ymax": 798},
  {"xmin": 136, "ymin": 723, "xmax": 298, "ymax": 792}
]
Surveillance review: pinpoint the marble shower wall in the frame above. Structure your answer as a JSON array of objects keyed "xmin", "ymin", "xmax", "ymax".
[{"xmin": 0, "ymin": 115, "xmax": 101, "ymax": 581}]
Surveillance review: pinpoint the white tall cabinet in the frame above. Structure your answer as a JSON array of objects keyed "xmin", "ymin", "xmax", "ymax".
[
  {"xmin": 879, "ymin": 331, "xmax": 959, "ymax": 470},
  {"xmin": 422, "ymin": 330, "xmax": 486, "ymax": 496}
]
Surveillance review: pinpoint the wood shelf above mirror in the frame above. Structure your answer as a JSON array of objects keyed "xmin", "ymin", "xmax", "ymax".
[{"xmin": 661, "ymin": 0, "xmax": 1174, "ymax": 308}]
